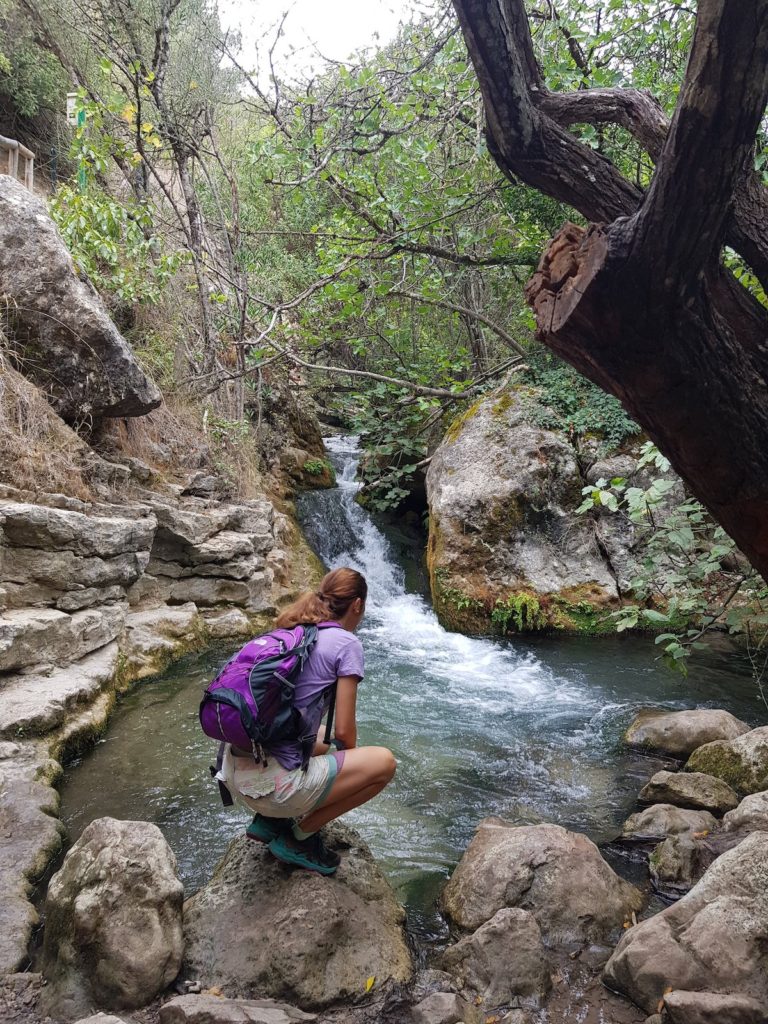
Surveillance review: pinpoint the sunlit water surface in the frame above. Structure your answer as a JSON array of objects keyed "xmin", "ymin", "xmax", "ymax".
[{"xmin": 60, "ymin": 435, "xmax": 765, "ymax": 943}]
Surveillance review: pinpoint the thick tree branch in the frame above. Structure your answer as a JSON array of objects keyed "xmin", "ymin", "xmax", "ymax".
[
  {"xmin": 630, "ymin": 0, "xmax": 768, "ymax": 283},
  {"xmin": 452, "ymin": 0, "xmax": 642, "ymax": 221}
]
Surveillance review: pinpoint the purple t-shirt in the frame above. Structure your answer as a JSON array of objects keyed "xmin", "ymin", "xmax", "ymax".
[{"xmin": 268, "ymin": 623, "xmax": 364, "ymax": 769}]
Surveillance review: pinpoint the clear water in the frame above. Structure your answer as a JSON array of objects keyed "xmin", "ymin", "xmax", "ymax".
[{"xmin": 60, "ymin": 435, "xmax": 766, "ymax": 944}]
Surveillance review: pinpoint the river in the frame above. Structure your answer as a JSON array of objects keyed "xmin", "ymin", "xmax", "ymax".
[{"xmin": 59, "ymin": 434, "xmax": 764, "ymax": 944}]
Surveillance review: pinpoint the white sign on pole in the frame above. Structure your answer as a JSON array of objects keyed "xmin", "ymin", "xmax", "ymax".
[{"xmin": 66, "ymin": 93, "xmax": 78, "ymax": 126}]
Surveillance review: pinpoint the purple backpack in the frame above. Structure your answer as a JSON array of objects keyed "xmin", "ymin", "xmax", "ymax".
[{"xmin": 200, "ymin": 623, "xmax": 339, "ymax": 800}]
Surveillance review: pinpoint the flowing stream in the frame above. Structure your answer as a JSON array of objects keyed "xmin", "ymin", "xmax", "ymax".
[{"xmin": 60, "ymin": 434, "xmax": 764, "ymax": 944}]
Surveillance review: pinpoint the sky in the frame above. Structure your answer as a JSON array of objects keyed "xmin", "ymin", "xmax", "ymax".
[{"xmin": 221, "ymin": 0, "xmax": 418, "ymax": 80}]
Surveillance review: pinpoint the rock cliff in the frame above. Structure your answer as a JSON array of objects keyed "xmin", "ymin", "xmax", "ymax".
[{"xmin": 0, "ymin": 175, "xmax": 160, "ymax": 421}]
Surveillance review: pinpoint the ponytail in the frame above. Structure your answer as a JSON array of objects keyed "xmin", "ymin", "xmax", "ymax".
[{"xmin": 275, "ymin": 567, "xmax": 368, "ymax": 629}]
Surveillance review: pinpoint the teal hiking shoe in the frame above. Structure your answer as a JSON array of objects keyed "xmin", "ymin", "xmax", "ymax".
[
  {"xmin": 246, "ymin": 814, "xmax": 291, "ymax": 844},
  {"xmin": 268, "ymin": 831, "xmax": 341, "ymax": 875}
]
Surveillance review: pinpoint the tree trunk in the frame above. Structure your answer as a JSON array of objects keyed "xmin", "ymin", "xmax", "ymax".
[{"xmin": 453, "ymin": 0, "xmax": 768, "ymax": 580}]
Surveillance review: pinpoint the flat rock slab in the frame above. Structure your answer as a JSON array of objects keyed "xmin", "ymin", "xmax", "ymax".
[
  {"xmin": 0, "ymin": 642, "xmax": 119, "ymax": 739},
  {"xmin": 638, "ymin": 770, "xmax": 738, "ymax": 814},
  {"xmin": 0, "ymin": 175, "xmax": 160, "ymax": 420},
  {"xmin": 0, "ymin": 502, "xmax": 156, "ymax": 558},
  {"xmin": 603, "ymin": 831, "xmax": 768, "ymax": 1014},
  {"xmin": 687, "ymin": 727, "xmax": 768, "ymax": 795},
  {"xmin": 182, "ymin": 824, "xmax": 412, "ymax": 1008},
  {"xmin": 159, "ymin": 994, "xmax": 316, "ymax": 1024},
  {"xmin": 440, "ymin": 819, "xmax": 642, "ymax": 951},
  {"xmin": 664, "ymin": 989, "xmax": 768, "ymax": 1024},
  {"xmin": 411, "ymin": 991, "xmax": 480, "ymax": 1024},
  {"xmin": 620, "ymin": 804, "xmax": 717, "ymax": 843},
  {"xmin": 0, "ymin": 605, "xmax": 125, "ymax": 673},
  {"xmin": 624, "ymin": 709, "xmax": 750, "ymax": 758}
]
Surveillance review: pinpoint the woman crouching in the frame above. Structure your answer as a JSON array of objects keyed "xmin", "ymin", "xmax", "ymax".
[{"xmin": 219, "ymin": 567, "xmax": 396, "ymax": 875}]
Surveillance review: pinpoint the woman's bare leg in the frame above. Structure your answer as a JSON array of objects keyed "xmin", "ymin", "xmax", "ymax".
[{"xmin": 299, "ymin": 745, "xmax": 396, "ymax": 833}]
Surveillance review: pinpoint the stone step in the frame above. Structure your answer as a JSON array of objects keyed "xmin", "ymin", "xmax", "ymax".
[{"xmin": 0, "ymin": 642, "xmax": 119, "ymax": 739}]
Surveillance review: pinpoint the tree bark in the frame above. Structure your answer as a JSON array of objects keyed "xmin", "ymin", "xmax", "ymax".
[{"xmin": 454, "ymin": 0, "xmax": 768, "ymax": 580}]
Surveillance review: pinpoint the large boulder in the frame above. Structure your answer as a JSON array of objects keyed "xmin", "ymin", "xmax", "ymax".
[
  {"xmin": 425, "ymin": 392, "xmax": 620, "ymax": 634},
  {"xmin": 440, "ymin": 908, "xmax": 551, "ymax": 1009},
  {"xmin": 686, "ymin": 727, "xmax": 768, "ymax": 795},
  {"xmin": 0, "ymin": 175, "xmax": 160, "ymax": 420},
  {"xmin": 638, "ymin": 770, "xmax": 739, "ymax": 814},
  {"xmin": 624, "ymin": 709, "xmax": 750, "ymax": 758},
  {"xmin": 602, "ymin": 831, "xmax": 768, "ymax": 1014},
  {"xmin": 440, "ymin": 819, "xmax": 642, "ymax": 951},
  {"xmin": 182, "ymin": 824, "xmax": 412, "ymax": 1009},
  {"xmin": 41, "ymin": 817, "xmax": 184, "ymax": 1019}
]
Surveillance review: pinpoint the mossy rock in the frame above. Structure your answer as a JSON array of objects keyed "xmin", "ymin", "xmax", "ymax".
[{"xmin": 686, "ymin": 727, "xmax": 768, "ymax": 796}]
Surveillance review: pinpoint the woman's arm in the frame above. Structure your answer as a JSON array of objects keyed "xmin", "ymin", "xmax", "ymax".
[
  {"xmin": 312, "ymin": 675, "xmax": 360, "ymax": 754},
  {"xmin": 332, "ymin": 675, "xmax": 359, "ymax": 750}
]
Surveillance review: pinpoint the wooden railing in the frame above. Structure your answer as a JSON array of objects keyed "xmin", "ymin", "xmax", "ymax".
[{"xmin": 0, "ymin": 134, "xmax": 35, "ymax": 189}]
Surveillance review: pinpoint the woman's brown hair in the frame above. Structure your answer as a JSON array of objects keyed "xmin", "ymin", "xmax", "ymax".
[{"xmin": 275, "ymin": 567, "xmax": 368, "ymax": 629}]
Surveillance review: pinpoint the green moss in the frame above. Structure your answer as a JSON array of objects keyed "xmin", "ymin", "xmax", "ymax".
[
  {"xmin": 686, "ymin": 744, "xmax": 763, "ymax": 796},
  {"xmin": 491, "ymin": 592, "xmax": 546, "ymax": 633},
  {"xmin": 491, "ymin": 392, "xmax": 514, "ymax": 417},
  {"xmin": 445, "ymin": 398, "xmax": 484, "ymax": 444}
]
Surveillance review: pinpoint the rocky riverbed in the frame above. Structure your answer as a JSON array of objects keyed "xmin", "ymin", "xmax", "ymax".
[{"xmin": 4, "ymin": 704, "xmax": 768, "ymax": 1024}]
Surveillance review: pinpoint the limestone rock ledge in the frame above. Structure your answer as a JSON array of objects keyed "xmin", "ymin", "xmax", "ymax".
[{"xmin": 0, "ymin": 486, "xmax": 305, "ymax": 978}]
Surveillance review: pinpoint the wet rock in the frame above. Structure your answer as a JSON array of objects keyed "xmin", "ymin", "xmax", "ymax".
[
  {"xmin": 621, "ymin": 804, "xmax": 717, "ymax": 843},
  {"xmin": 411, "ymin": 991, "xmax": 479, "ymax": 1024},
  {"xmin": 723, "ymin": 790, "xmax": 768, "ymax": 832},
  {"xmin": 602, "ymin": 831, "xmax": 768, "ymax": 1013},
  {"xmin": 624, "ymin": 708, "xmax": 750, "ymax": 758},
  {"xmin": 638, "ymin": 770, "xmax": 738, "ymax": 814},
  {"xmin": 686, "ymin": 727, "xmax": 768, "ymax": 795},
  {"xmin": 0, "ymin": 176, "xmax": 161, "ymax": 420},
  {"xmin": 182, "ymin": 824, "xmax": 412, "ymax": 1008},
  {"xmin": 120, "ymin": 603, "xmax": 203, "ymax": 680},
  {"xmin": 159, "ymin": 994, "xmax": 316, "ymax": 1024},
  {"xmin": 41, "ymin": 817, "xmax": 184, "ymax": 1019},
  {"xmin": 441, "ymin": 907, "xmax": 551, "ymax": 1008},
  {"xmin": 441, "ymin": 819, "xmax": 642, "ymax": 950},
  {"xmin": 663, "ymin": 990, "xmax": 768, "ymax": 1024},
  {"xmin": 425, "ymin": 392, "xmax": 619, "ymax": 633},
  {"xmin": 648, "ymin": 834, "xmax": 712, "ymax": 899}
]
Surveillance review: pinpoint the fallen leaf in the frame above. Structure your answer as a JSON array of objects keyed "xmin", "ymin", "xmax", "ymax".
[
  {"xmin": 204, "ymin": 987, "xmax": 223, "ymax": 997},
  {"xmin": 365, "ymin": 976, "xmax": 375, "ymax": 993},
  {"xmin": 693, "ymin": 830, "xmax": 709, "ymax": 839}
]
